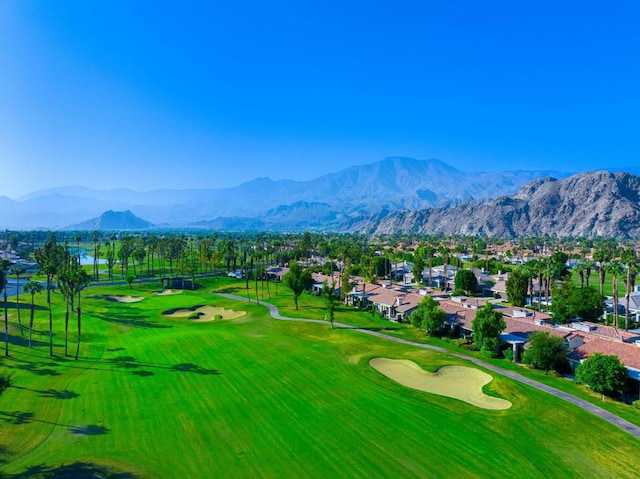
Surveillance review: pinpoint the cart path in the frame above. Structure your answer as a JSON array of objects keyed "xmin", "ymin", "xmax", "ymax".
[{"xmin": 217, "ymin": 292, "xmax": 640, "ymax": 439}]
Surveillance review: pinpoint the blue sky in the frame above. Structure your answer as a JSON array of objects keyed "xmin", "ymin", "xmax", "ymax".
[{"xmin": 1, "ymin": 1, "xmax": 638, "ymax": 199}]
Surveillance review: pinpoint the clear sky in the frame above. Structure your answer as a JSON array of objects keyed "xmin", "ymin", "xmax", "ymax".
[{"xmin": 1, "ymin": 1, "xmax": 638, "ymax": 199}]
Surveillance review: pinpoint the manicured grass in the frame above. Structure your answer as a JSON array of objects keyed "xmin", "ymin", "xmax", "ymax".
[{"xmin": 1, "ymin": 279, "xmax": 640, "ymax": 477}]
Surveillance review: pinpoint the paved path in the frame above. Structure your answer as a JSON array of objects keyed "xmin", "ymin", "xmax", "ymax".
[{"xmin": 217, "ymin": 292, "xmax": 640, "ymax": 439}]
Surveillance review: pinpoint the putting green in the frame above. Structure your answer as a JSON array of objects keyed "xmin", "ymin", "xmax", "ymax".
[
  {"xmin": 163, "ymin": 305, "xmax": 246, "ymax": 321},
  {"xmin": 370, "ymin": 358, "xmax": 512, "ymax": 410}
]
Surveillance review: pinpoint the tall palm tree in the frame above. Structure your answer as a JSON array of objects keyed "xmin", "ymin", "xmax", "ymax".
[
  {"xmin": 11, "ymin": 264, "xmax": 24, "ymax": 335},
  {"xmin": 574, "ymin": 261, "xmax": 586, "ymax": 289},
  {"xmin": 621, "ymin": 247, "xmax": 638, "ymax": 330},
  {"xmin": 74, "ymin": 260, "xmax": 90, "ymax": 360},
  {"xmin": 92, "ymin": 231, "xmax": 101, "ymax": 281},
  {"xmin": 439, "ymin": 245, "xmax": 450, "ymax": 292},
  {"xmin": 521, "ymin": 259, "xmax": 537, "ymax": 307},
  {"xmin": 1, "ymin": 260, "xmax": 12, "ymax": 357},
  {"xmin": 583, "ymin": 260, "xmax": 595, "ymax": 289},
  {"xmin": 605, "ymin": 260, "xmax": 624, "ymax": 329},
  {"xmin": 23, "ymin": 280, "xmax": 42, "ymax": 349},
  {"xmin": 593, "ymin": 240, "xmax": 616, "ymax": 296},
  {"xmin": 35, "ymin": 235, "xmax": 67, "ymax": 356}
]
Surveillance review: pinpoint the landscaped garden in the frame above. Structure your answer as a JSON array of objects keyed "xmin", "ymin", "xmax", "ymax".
[{"xmin": 1, "ymin": 277, "xmax": 640, "ymax": 477}]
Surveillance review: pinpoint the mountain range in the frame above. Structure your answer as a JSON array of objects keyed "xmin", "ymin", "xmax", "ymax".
[
  {"xmin": 1, "ymin": 157, "xmax": 573, "ymax": 230},
  {"xmin": 344, "ymin": 171, "xmax": 640, "ymax": 238},
  {"xmin": 2, "ymin": 157, "xmax": 640, "ymax": 237}
]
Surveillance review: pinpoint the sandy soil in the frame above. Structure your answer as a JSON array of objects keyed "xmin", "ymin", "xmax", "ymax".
[
  {"xmin": 369, "ymin": 358, "xmax": 512, "ymax": 410},
  {"xmin": 153, "ymin": 289, "xmax": 183, "ymax": 296},
  {"xmin": 164, "ymin": 305, "xmax": 246, "ymax": 322},
  {"xmin": 103, "ymin": 295, "xmax": 145, "ymax": 303}
]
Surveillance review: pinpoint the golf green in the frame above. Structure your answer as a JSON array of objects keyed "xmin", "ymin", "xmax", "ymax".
[{"xmin": 1, "ymin": 281, "xmax": 639, "ymax": 478}]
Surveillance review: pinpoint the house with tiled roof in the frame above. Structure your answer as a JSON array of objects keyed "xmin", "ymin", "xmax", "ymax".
[{"xmin": 310, "ymin": 272, "xmax": 341, "ymax": 295}]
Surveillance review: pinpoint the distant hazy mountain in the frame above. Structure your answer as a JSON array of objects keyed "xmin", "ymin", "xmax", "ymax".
[
  {"xmin": 343, "ymin": 171, "xmax": 640, "ymax": 238},
  {"xmin": 2, "ymin": 157, "xmax": 580, "ymax": 229},
  {"xmin": 65, "ymin": 210, "xmax": 154, "ymax": 231}
]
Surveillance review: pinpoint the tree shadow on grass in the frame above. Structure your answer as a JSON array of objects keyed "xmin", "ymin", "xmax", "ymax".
[
  {"xmin": 108, "ymin": 356, "xmax": 138, "ymax": 369},
  {"xmin": 1, "ymin": 411, "xmax": 35, "ymax": 425},
  {"xmin": 103, "ymin": 356, "xmax": 220, "ymax": 376},
  {"xmin": 93, "ymin": 311, "xmax": 172, "ymax": 329},
  {"xmin": 0, "ymin": 301, "xmax": 46, "ymax": 311},
  {"xmin": 9, "ymin": 461, "xmax": 138, "ymax": 478},
  {"xmin": 0, "ymin": 410, "xmax": 108, "ymax": 436},
  {"xmin": 11, "ymin": 363, "xmax": 60, "ymax": 377},
  {"xmin": 68, "ymin": 425, "xmax": 109, "ymax": 435},
  {"xmin": 171, "ymin": 363, "xmax": 220, "ymax": 375},
  {"xmin": 11, "ymin": 385, "xmax": 79, "ymax": 400},
  {"xmin": 5, "ymin": 334, "xmax": 49, "ymax": 349},
  {"xmin": 0, "ymin": 444, "xmax": 10, "ymax": 464}
]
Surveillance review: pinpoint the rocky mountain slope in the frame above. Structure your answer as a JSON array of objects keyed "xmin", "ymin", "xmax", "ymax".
[{"xmin": 343, "ymin": 171, "xmax": 640, "ymax": 238}]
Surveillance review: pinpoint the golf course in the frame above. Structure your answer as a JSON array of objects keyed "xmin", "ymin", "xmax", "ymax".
[{"xmin": 1, "ymin": 277, "xmax": 639, "ymax": 478}]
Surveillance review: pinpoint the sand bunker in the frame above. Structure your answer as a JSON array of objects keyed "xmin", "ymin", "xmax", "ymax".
[
  {"xmin": 370, "ymin": 358, "xmax": 512, "ymax": 410},
  {"xmin": 153, "ymin": 289, "xmax": 183, "ymax": 296},
  {"xmin": 103, "ymin": 295, "xmax": 145, "ymax": 303},
  {"xmin": 164, "ymin": 305, "xmax": 246, "ymax": 322}
]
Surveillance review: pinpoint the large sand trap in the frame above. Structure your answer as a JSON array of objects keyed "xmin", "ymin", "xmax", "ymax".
[
  {"xmin": 103, "ymin": 295, "xmax": 145, "ymax": 303},
  {"xmin": 370, "ymin": 358, "xmax": 512, "ymax": 410},
  {"xmin": 153, "ymin": 289, "xmax": 183, "ymax": 296},
  {"xmin": 164, "ymin": 305, "xmax": 246, "ymax": 322}
]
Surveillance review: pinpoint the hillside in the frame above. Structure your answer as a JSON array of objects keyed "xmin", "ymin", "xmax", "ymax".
[
  {"xmin": 65, "ymin": 210, "xmax": 155, "ymax": 231},
  {"xmin": 343, "ymin": 171, "xmax": 640, "ymax": 238}
]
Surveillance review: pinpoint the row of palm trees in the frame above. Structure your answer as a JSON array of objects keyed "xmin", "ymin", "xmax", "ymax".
[
  {"xmin": 4, "ymin": 231, "xmax": 640, "ymax": 360},
  {"xmin": 1, "ymin": 259, "xmax": 44, "ymax": 356},
  {"xmin": 2, "ymin": 234, "xmax": 90, "ymax": 358}
]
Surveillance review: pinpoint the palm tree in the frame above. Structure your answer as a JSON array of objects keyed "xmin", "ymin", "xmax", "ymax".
[
  {"xmin": 605, "ymin": 260, "xmax": 624, "ymax": 328},
  {"xmin": 73, "ymin": 260, "xmax": 90, "ymax": 360},
  {"xmin": 439, "ymin": 246, "xmax": 450, "ymax": 292},
  {"xmin": 0, "ymin": 260, "xmax": 12, "ymax": 357},
  {"xmin": 35, "ymin": 234, "xmax": 67, "ymax": 356},
  {"xmin": 575, "ymin": 261, "xmax": 586, "ymax": 288},
  {"xmin": 621, "ymin": 247, "xmax": 638, "ymax": 330},
  {"xmin": 58, "ymin": 269, "xmax": 72, "ymax": 356},
  {"xmin": 583, "ymin": 260, "xmax": 595, "ymax": 289},
  {"xmin": 92, "ymin": 231, "xmax": 101, "ymax": 281},
  {"xmin": 10, "ymin": 264, "xmax": 24, "ymax": 335},
  {"xmin": 23, "ymin": 280, "xmax": 42, "ymax": 349},
  {"xmin": 521, "ymin": 259, "xmax": 537, "ymax": 307},
  {"xmin": 593, "ymin": 240, "xmax": 616, "ymax": 296}
]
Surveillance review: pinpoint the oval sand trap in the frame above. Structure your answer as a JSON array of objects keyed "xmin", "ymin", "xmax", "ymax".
[
  {"xmin": 153, "ymin": 289, "xmax": 183, "ymax": 296},
  {"xmin": 164, "ymin": 305, "xmax": 246, "ymax": 322},
  {"xmin": 104, "ymin": 295, "xmax": 145, "ymax": 303},
  {"xmin": 370, "ymin": 358, "xmax": 512, "ymax": 410}
]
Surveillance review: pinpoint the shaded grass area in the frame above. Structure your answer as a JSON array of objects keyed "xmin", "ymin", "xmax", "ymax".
[{"xmin": 0, "ymin": 279, "xmax": 639, "ymax": 477}]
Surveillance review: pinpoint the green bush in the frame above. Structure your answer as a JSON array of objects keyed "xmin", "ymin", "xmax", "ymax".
[
  {"xmin": 503, "ymin": 347, "xmax": 514, "ymax": 362},
  {"xmin": 481, "ymin": 346, "xmax": 501, "ymax": 358},
  {"xmin": 632, "ymin": 400, "xmax": 640, "ymax": 409}
]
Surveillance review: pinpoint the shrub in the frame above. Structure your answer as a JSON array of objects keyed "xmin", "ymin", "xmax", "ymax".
[
  {"xmin": 503, "ymin": 347, "xmax": 514, "ymax": 362},
  {"xmin": 481, "ymin": 346, "xmax": 501, "ymax": 358},
  {"xmin": 633, "ymin": 400, "xmax": 640, "ymax": 409}
]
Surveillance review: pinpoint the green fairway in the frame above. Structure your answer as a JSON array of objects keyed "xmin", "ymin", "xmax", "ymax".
[{"xmin": 1, "ymin": 279, "xmax": 640, "ymax": 478}]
